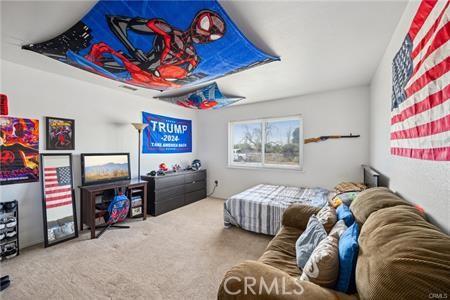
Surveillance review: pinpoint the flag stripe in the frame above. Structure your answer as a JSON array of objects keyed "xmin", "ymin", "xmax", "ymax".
[
  {"xmin": 45, "ymin": 192, "xmax": 72, "ymax": 202},
  {"xmin": 45, "ymin": 183, "xmax": 60, "ymax": 188},
  {"xmin": 395, "ymin": 69, "xmax": 450, "ymax": 115},
  {"xmin": 405, "ymin": 56, "xmax": 450, "ymax": 98},
  {"xmin": 391, "ymin": 146, "xmax": 450, "ymax": 160},
  {"xmin": 411, "ymin": 1, "xmax": 450, "ymax": 58},
  {"xmin": 45, "ymin": 187, "xmax": 72, "ymax": 195},
  {"xmin": 392, "ymin": 84, "xmax": 450, "ymax": 125},
  {"xmin": 391, "ymin": 130, "xmax": 450, "ymax": 149},
  {"xmin": 46, "ymin": 200, "xmax": 73, "ymax": 209},
  {"xmin": 391, "ymin": 100, "xmax": 449, "ymax": 133},
  {"xmin": 391, "ymin": 114, "xmax": 450, "ymax": 140},
  {"xmin": 412, "ymin": 21, "xmax": 450, "ymax": 76},
  {"xmin": 408, "ymin": 0, "xmax": 438, "ymax": 40},
  {"xmin": 407, "ymin": 39, "xmax": 450, "ymax": 87}
]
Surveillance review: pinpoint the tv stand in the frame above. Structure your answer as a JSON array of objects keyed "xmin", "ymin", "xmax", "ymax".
[{"xmin": 79, "ymin": 179, "xmax": 147, "ymax": 239}]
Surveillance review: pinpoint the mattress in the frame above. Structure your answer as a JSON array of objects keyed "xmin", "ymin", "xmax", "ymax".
[{"xmin": 224, "ymin": 184, "xmax": 329, "ymax": 235}]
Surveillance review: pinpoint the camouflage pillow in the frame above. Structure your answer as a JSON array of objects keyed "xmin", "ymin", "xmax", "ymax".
[
  {"xmin": 317, "ymin": 205, "xmax": 337, "ymax": 233},
  {"xmin": 334, "ymin": 182, "xmax": 367, "ymax": 193}
]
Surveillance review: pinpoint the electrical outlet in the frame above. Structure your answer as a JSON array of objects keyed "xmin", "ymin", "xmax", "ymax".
[{"xmin": 214, "ymin": 180, "xmax": 219, "ymax": 186}]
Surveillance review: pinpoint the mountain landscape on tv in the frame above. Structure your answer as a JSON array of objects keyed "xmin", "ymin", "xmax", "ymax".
[{"xmin": 85, "ymin": 162, "xmax": 129, "ymax": 183}]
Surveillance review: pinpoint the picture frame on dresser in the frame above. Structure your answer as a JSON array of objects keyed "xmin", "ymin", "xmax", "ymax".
[{"xmin": 40, "ymin": 153, "xmax": 78, "ymax": 247}]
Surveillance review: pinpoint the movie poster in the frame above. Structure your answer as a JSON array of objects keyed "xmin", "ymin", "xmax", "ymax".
[
  {"xmin": 0, "ymin": 117, "xmax": 40, "ymax": 185},
  {"xmin": 46, "ymin": 117, "xmax": 75, "ymax": 150}
]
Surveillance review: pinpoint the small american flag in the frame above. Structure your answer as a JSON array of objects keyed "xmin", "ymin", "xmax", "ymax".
[
  {"xmin": 44, "ymin": 166, "xmax": 73, "ymax": 209},
  {"xmin": 391, "ymin": 0, "xmax": 449, "ymax": 161}
]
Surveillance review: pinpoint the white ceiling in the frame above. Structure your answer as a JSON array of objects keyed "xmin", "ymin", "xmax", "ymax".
[{"xmin": 0, "ymin": 0, "xmax": 407, "ymax": 105}]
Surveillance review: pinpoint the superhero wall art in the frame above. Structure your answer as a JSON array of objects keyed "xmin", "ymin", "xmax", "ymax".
[
  {"xmin": 0, "ymin": 117, "xmax": 40, "ymax": 185},
  {"xmin": 23, "ymin": 0, "xmax": 279, "ymax": 91},
  {"xmin": 156, "ymin": 82, "xmax": 243, "ymax": 110}
]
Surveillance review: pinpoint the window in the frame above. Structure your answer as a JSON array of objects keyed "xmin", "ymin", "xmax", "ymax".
[{"xmin": 228, "ymin": 116, "xmax": 303, "ymax": 169}]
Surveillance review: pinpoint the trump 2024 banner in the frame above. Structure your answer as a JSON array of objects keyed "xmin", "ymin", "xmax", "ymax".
[{"xmin": 142, "ymin": 112, "xmax": 192, "ymax": 153}]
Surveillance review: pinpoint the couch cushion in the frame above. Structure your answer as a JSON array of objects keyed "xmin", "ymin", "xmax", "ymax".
[
  {"xmin": 350, "ymin": 187, "xmax": 409, "ymax": 226},
  {"xmin": 300, "ymin": 235, "xmax": 340, "ymax": 288},
  {"xmin": 259, "ymin": 226, "xmax": 303, "ymax": 277},
  {"xmin": 218, "ymin": 260, "xmax": 358, "ymax": 300},
  {"xmin": 356, "ymin": 204, "xmax": 450, "ymax": 299},
  {"xmin": 282, "ymin": 204, "xmax": 321, "ymax": 230},
  {"xmin": 296, "ymin": 215, "xmax": 328, "ymax": 269}
]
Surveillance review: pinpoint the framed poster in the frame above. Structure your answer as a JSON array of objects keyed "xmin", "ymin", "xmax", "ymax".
[
  {"xmin": 46, "ymin": 117, "xmax": 75, "ymax": 150},
  {"xmin": 142, "ymin": 112, "xmax": 192, "ymax": 153},
  {"xmin": 0, "ymin": 117, "xmax": 39, "ymax": 185},
  {"xmin": 40, "ymin": 153, "xmax": 78, "ymax": 247}
]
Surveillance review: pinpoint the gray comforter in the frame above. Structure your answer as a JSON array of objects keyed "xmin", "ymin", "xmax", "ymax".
[{"xmin": 224, "ymin": 184, "xmax": 329, "ymax": 235}]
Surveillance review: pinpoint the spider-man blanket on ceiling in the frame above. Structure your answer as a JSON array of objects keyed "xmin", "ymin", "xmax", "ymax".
[
  {"xmin": 23, "ymin": 0, "xmax": 279, "ymax": 91},
  {"xmin": 156, "ymin": 82, "xmax": 243, "ymax": 109}
]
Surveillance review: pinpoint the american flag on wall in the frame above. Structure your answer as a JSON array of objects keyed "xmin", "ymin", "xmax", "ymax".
[
  {"xmin": 391, "ymin": 0, "xmax": 449, "ymax": 161},
  {"xmin": 44, "ymin": 166, "xmax": 73, "ymax": 209}
]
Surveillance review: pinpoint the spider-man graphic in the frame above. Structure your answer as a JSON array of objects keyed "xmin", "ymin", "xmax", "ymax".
[{"xmin": 84, "ymin": 10, "xmax": 226, "ymax": 89}]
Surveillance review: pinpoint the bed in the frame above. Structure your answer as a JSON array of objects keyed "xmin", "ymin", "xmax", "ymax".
[
  {"xmin": 223, "ymin": 184, "xmax": 329, "ymax": 235},
  {"xmin": 224, "ymin": 166, "xmax": 381, "ymax": 235}
]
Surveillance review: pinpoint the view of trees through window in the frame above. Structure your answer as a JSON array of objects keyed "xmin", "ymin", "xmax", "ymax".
[{"xmin": 230, "ymin": 117, "xmax": 301, "ymax": 167}]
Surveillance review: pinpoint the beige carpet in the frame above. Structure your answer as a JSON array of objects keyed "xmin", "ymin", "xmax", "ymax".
[{"xmin": 1, "ymin": 198, "xmax": 271, "ymax": 300}]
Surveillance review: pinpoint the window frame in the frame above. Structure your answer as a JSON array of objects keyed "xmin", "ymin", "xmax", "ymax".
[{"xmin": 228, "ymin": 115, "xmax": 303, "ymax": 170}]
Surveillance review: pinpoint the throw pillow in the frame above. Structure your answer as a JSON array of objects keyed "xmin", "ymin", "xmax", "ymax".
[
  {"xmin": 299, "ymin": 235, "xmax": 340, "ymax": 288},
  {"xmin": 333, "ymin": 191, "xmax": 360, "ymax": 206},
  {"xmin": 337, "ymin": 204, "xmax": 355, "ymax": 227},
  {"xmin": 330, "ymin": 197, "xmax": 343, "ymax": 208},
  {"xmin": 336, "ymin": 222, "xmax": 360, "ymax": 293},
  {"xmin": 329, "ymin": 220, "xmax": 347, "ymax": 239},
  {"xmin": 317, "ymin": 205, "xmax": 337, "ymax": 233},
  {"xmin": 295, "ymin": 215, "xmax": 327, "ymax": 269}
]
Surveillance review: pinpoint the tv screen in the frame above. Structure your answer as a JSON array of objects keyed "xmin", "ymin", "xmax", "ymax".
[{"xmin": 80, "ymin": 153, "xmax": 131, "ymax": 186}]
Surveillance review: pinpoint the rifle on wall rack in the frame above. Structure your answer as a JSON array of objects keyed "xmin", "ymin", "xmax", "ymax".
[{"xmin": 304, "ymin": 133, "xmax": 360, "ymax": 144}]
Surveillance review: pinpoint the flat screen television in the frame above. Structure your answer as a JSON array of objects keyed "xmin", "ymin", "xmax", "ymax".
[{"xmin": 80, "ymin": 153, "xmax": 131, "ymax": 186}]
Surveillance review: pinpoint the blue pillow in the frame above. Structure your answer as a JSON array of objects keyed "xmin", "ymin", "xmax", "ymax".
[
  {"xmin": 336, "ymin": 204, "xmax": 355, "ymax": 227},
  {"xmin": 295, "ymin": 215, "xmax": 327, "ymax": 269},
  {"xmin": 336, "ymin": 222, "xmax": 360, "ymax": 293}
]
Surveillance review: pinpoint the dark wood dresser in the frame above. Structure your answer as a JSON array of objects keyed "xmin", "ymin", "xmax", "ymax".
[{"xmin": 141, "ymin": 169, "xmax": 207, "ymax": 216}]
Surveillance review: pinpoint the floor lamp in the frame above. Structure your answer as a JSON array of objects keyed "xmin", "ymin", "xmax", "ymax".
[{"xmin": 132, "ymin": 123, "xmax": 148, "ymax": 178}]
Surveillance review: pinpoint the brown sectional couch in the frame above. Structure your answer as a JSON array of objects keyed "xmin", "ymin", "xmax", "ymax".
[{"xmin": 218, "ymin": 188, "xmax": 450, "ymax": 299}]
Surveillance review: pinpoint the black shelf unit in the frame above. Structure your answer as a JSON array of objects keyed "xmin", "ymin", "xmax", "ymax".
[
  {"xmin": 1, "ymin": 200, "xmax": 19, "ymax": 261},
  {"xmin": 128, "ymin": 187, "xmax": 145, "ymax": 218}
]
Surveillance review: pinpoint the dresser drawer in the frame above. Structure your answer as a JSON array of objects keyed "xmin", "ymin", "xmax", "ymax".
[
  {"xmin": 151, "ymin": 194, "xmax": 184, "ymax": 216},
  {"xmin": 155, "ymin": 185, "xmax": 184, "ymax": 202},
  {"xmin": 185, "ymin": 189, "xmax": 206, "ymax": 205},
  {"xmin": 184, "ymin": 170, "xmax": 206, "ymax": 183},
  {"xmin": 185, "ymin": 181, "xmax": 206, "ymax": 193},
  {"xmin": 154, "ymin": 175, "xmax": 185, "ymax": 190}
]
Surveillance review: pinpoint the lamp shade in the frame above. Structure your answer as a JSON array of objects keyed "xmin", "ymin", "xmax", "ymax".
[{"xmin": 132, "ymin": 123, "xmax": 148, "ymax": 131}]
